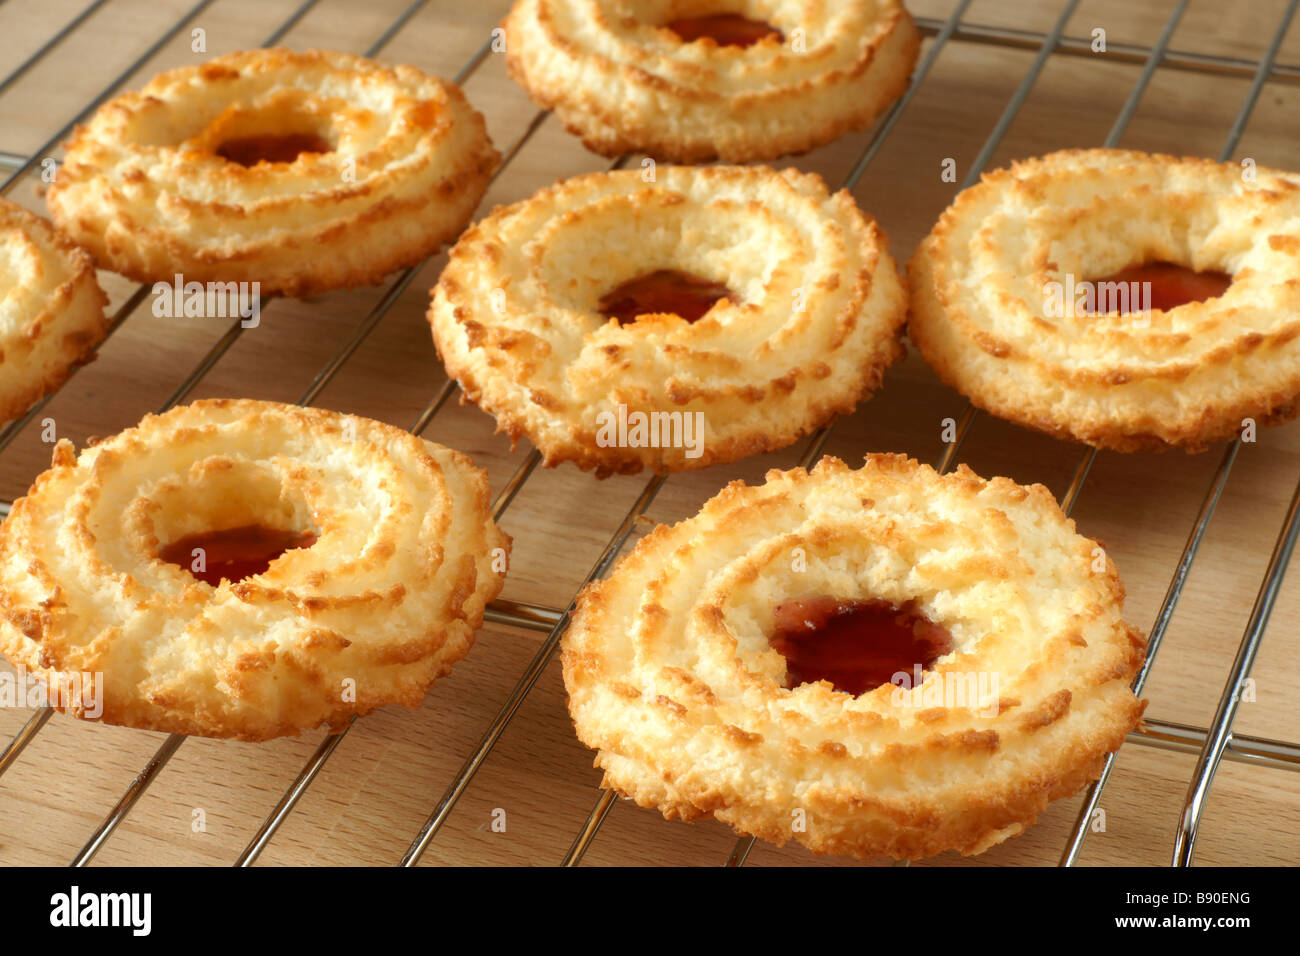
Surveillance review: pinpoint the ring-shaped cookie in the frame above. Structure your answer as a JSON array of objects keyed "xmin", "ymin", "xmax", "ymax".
[
  {"xmin": 429, "ymin": 165, "xmax": 907, "ymax": 476},
  {"xmin": 47, "ymin": 49, "xmax": 499, "ymax": 296},
  {"xmin": 563, "ymin": 455, "xmax": 1145, "ymax": 859},
  {"xmin": 0, "ymin": 399, "xmax": 509, "ymax": 741},
  {"xmin": 909, "ymin": 148, "xmax": 1300, "ymax": 451},
  {"xmin": 0, "ymin": 198, "xmax": 108, "ymax": 422},
  {"xmin": 503, "ymin": 0, "xmax": 920, "ymax": 162}
]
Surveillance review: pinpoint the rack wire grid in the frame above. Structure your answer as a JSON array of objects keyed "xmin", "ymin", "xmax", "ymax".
[{"xmin": 1, "ymin": 0, "xmax": 1298, "ymax": 867}]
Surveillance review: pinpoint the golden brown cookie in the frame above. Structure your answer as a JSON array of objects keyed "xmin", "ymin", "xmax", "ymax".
[
  {"xmin": 429, "ymin": 164, "xmax": 907, "ymax": 476},
  {"xmin": 503, "ymin": 0, "xmax": 919, "ymax": 162},
  {"xmin": 563, "ymin": 454, "xmax": 1145, "ymax": 859},
  {"xmin": 0, "ymin": 399, "xmax": 509, "ymax": 741},
  {"xmin": 0, "ymin": 198, "xmax": 108, "ymax": 422},
  {"xmin": 47, "ymin": 49, "xmax": 499, "ymax": 297},
  {"xmin": 909, "ymin": 148, "xmax": 1300, "ymax": 451}
]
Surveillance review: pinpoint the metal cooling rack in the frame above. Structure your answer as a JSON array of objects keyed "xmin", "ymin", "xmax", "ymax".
[{"xmin": 1, "ymin": 0, "xmax": 1299, "ymax": 867}]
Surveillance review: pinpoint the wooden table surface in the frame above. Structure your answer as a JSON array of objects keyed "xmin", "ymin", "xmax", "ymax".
[{"xmin": 1, "ymin": 0, "xmax": 1298, "ymax": 867}]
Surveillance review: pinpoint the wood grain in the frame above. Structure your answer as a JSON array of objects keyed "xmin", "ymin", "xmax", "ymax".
[{"xmin": 0, "ymin": 0, "xmax": 1297, "ymax": 867}]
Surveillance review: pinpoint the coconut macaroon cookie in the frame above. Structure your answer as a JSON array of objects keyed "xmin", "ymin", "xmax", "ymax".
[
  {"xmin": 0, "ymin": 199, "xmax": 109, "ymax": 422},
  {"xmin": 503, "ymin": 0, "xmax": 920, "ymax": 162},
  {"xmin": 0, "ymin": 400, "xmax": 509, "ymax": 741},
  {"xmin": 429, "ymin": 165, "xmax": 908, "ymax": 475},
  {"xmin": 563, "ymin": 455, "xmax": 1146, "ymax": 859},
  {"xmin": 47, "ymin": 49, "xmax": 499, "ymax": 297},
  {"xmin": 909, "ymin": 148, "xmax": 1300, "ymax": 451}
]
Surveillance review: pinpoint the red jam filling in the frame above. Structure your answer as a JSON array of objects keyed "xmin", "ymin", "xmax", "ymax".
[
  {"xmin": 771, "ymin": 596, "xmax": 954, "ymax": 696},
  {"xmin": 1086, "ymin": 261, "xmax": 1232, "ymax": 314},
  {"xmin": 664, "ymin": 14, "xmax": 783, "ymax": 47},
  {"xmin": 159, "ymin": 525, "xmax": 318, "ymax": 586},
  {"xmin": 598, "ymin": 269, "xmax": 734, "ymax": 324},
  {"xmin": 215, "ymin": 133, "xmax": 332, "ymax": 166}
]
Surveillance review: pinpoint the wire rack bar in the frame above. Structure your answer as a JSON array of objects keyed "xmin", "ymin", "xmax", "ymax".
[
  {"xmin": 7, "ymin": 7, "xmax": 1300, "ymax": 182},
  {"xmin": 1141, "ymin": 717, "xmax": 1300, "ymax": 773},
  {"xmin": 0, "ymin": 706, "xmax": 52, "ymax": 779},
  {"xmin": 72, "ymin": 733, "xmax": 186, "ymax": 867},
  {"xmin": 1059, "ymin": 443, "xmax": 1239, "ymax": 863},
  {"xmin": 262, "ymin": 0, "xmax": 323, "ymax": 46},
  {"xmin": 839, "ymin": 0, "xmax": 976, "ymax": 193},
  {"xmin": 915, "ymin": 15, "xmax": 1300, "ymax": 86},
  {"xmin": 366, "ymin": 0, "xmax": 432, "ymax": 60},
  {"xmin": 398, "ymin": 470, "xmax": 667, "ymax": 865},
  {"xmin": 1173, "ymin": 470, "xmax": 1300, "ymax": 864},
  {"xmin": 0, "ymin": 0, "xmax": 114, "ymax": 98},
  {"xmin": 0, "ymin": 0, "xmax": 219, "ymax": 195}
]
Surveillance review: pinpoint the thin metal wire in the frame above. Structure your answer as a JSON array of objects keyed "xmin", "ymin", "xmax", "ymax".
[
  {"xmin": 485, "ymin": 599, "xmax": 563, "ymax": 631},
  {"xmin": 562, "ymin": 790, "xmax": 617, "ymax": 866},
  {"xmin": 1140, "ymin": 717, "xmax": 1300, "ymax": 773},
  {"xmin": 1059, "ymin": 442, "xmax": 1239, "ymax": 864},
  {"xmin": 72, "ymin": 734, "xmax": 186, "ymax": 867},
  {"xmin": 0, "ymin": 707, "xmax": 52, "ymax": 779},
  {"xmin": 365, "ymin": 0, "xmax": 432, "ymax": 59},
  {"xmin": 962, "ymin": 0, "xmax": 1082, "ymax": 189},
  {"xmin": 0, "ymin": 0, "xmax": 114, "ymax": 98},
  {"xmin": 263, "ymin": 0, "xmax": 322, "ymax": 46},
  {"xmin": 1173, "ymin": 473, "xmax": 1300, "ymax": 864},
  {"xmin": 0, "ymin": 0, "xmax": 219, "ymax": 195},
  {"xmin": 400, "ymin": 473, "xmax": 668, "ymax": 866},
  {"xmin": 841, "ymin": 0, "xmax": 978, "ymax": 193},
  {"xmin": 914, "ymin": 16, "xmax": 1300, "ymax": 86},
  {"xmin": 935, "ymin": 404, "xmax": 977, "ymax": 475}
]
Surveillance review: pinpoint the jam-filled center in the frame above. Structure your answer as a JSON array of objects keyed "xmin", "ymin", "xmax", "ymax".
[
  {"xmin": 215, "ymin": 132, "xmax": 333, "ymax": 167},
  {"xmin": 159, "ymin": 525, "xmax": 318, "ymax": 587},
  {"xmin": 598, "ymin": 269, "xmax": 734, "ymax": 324},
  {"xmin": 664, "ymin": 13, "xmax": 783, "ymax": 47},
  {"xmin": 770, "ymin": 596, "xmax": 954, "ymax": 696},
  {"xmin": 1085, "ymin": 261, "xmax": 1233, "ymax": 314}
]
